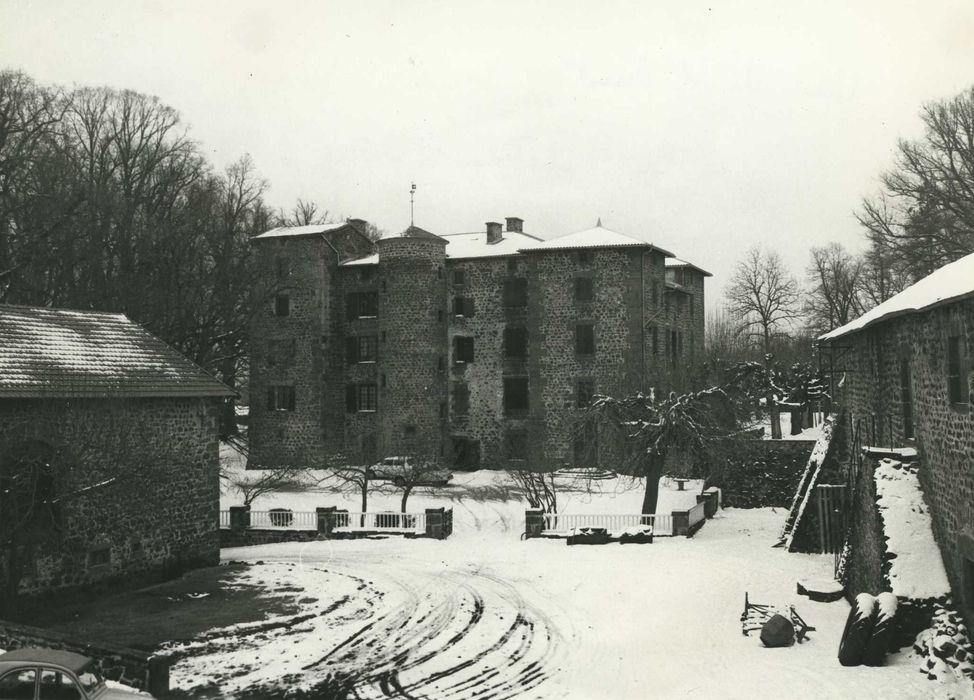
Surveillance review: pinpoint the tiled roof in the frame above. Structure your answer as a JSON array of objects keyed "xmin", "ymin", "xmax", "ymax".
[
  {"xmin": 0, "ymin": 304, "xmax": 235, "ymax": 398},
  {"xmin": 820, "ymin": 251, "xmax": 974, "ymax": 341},
  {"xmin": 524, "ymin": 224, "xmax": 675, "ymax": 257}
]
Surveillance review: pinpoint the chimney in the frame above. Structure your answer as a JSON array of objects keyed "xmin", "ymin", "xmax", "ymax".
[
  {"xmin": 505, "ymin": 217, "xmax": 523, "ymax": 233},
  {"xmin": 486, "ymin": 221, "xmax": 503, "ymax": 244}
]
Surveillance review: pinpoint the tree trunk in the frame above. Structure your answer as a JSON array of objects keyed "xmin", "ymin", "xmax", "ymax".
[
  {"xmin": 400, "ymin": 487, "xmax": 412, "ymax": 513},
  {"xmin": 639, "ymin": 452, "xmax": 664, "ymax": 515},
  {"xmin": 769, "ymin": 393, "xmax": 782, "ymax": 440},
  {"xmin": 360, "ymin": 477, "xmax": 368, "ymax": 528}
]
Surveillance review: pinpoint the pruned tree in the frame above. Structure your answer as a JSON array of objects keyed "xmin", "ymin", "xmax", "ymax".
[
  {"xmin": 230, "ymin": 466, "xmax": 313, "ymax": 508},
  {"xmin": 380, "ymin": 454, "xmax": 451, "ymax": 513},
  {"xmin": 508, "ymin": 468, "xmax": 559, "ymax": 513},
  {"xmin": 589, "ymin": 383, "xmax": 752, "ymax": 514},
  {"xmin": 725, "ymin": 247, "xmax": 802, "ymax": 353}
]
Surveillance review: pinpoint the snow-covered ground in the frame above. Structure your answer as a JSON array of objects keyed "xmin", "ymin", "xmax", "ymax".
[
  {"xmin": 184, "ymin": 448, "xmax": 971, "ymax": 699},
  {"xmin": 755, "ymin": 411, "xmax": 825, "ymax": 442}
]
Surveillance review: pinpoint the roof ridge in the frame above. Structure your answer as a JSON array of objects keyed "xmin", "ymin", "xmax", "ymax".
[{"xmin": 0, "ymin": 302, "xmax": 128, "ymax": 318}]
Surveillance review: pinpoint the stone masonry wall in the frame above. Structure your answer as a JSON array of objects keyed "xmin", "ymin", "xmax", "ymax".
[
  {"xmin": 837, "ymin": 296, "xmax": 974, "ymax": 626},
  {"xmin": 376, "ymin": 236, "xmax": 448, "ymax": 460},
  {"xmin": 0, "ymin": 397, "xmax": 220, "ymax": 598},
  {"xmin": 249, "ymin": 236, "xmax": 330, "ymax": 468}
]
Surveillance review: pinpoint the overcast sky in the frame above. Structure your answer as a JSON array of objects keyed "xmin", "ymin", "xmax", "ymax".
[{"xmin": 3, "ymin": 1, "xmax": 974, "ymax": 307}]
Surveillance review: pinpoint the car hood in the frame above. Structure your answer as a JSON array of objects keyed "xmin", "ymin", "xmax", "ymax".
[{"xmin": 96, "ymin": 683, "xmax": 155, "ymax": 699}]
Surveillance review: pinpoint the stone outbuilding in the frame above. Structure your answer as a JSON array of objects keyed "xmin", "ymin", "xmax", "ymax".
[
  {"xmin": 0, "ymin": 304, "xmax": 234, "ymax": 604},
  {"xmin": 819, "ymin": 251, "xmax": 974, "ymax": 628}
]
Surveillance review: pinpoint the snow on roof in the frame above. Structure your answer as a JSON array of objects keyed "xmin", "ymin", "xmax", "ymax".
[
  {"xmin": 341, "ymin": 253, "xmax": 379, "ymax": 266},
  {"xmin": 444, "ymin": 231, "xmax": 543, "ymax": 259},
  {"xmin": 665, "ymin": 257, "xmax": 713, "ymax": 277},
  {"xmin": 873, "ymin": 459, "xmax": 952, "ymax": 600},
  {"xmin": 820, "ymin": 251, "xmax": 974, "ymax": 341},
  {"xmin": 0, "ymin": 304, "xmax": 235, "ymax": 398},
  {"xmin": 253, "ymin": 222, "xmax": 349, "ymax": 240},
  {"xmin": 525, "ymin": 224, "xmax": 675, "ymax": 256}
]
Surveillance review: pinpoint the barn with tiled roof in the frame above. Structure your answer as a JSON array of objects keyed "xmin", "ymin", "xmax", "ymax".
[{"xmin": 0, "ymin": 304, "xmax": 229, "ymax": 601}]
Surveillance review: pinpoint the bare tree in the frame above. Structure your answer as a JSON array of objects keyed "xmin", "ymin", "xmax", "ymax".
[
  {"xmin": 725, "ymin": 247, "xmax": 802, "ymax": 353},
  {"xmin": 377, "ymin": 453, "xmax": 452, "ymax": 513},
  {"xmin": 278, "ymin": 198, "xmax": 330, "ymax": 227},
  {"xmin": 508, "ymin": 468, "xmax": 559, "ymax": 513},
  {"xmin": 804, "ymin": 243, "xmax": 866, "ymax": 334},
  {"xmin": 230, "ymin": 467, "xmax": 313, "ymax": 508}
]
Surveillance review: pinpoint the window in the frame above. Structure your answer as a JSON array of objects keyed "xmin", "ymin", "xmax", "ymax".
[
  {"xmin": 503, "ymin": 278, "xmax": 528, "ymax": 307},
  {"xmin": 507, "ymin": 259, "xmax": 518, "ymax": 272},
  {"xmin": 900, "ymin": 359, "xmax": 914, "ymax": 439},
  {"xmin": 576, "ymin": 379, "xmax": 595, "ymax": 408},
  {"xmin": 275, "ymin": 257, "xmax": 290, "ymax": 279},
  {"xmin": 947, "ymin": 334, "xmax": 968, "ymax": 404},
  {"xmin": 346, "ymin": 384, "xmax": 377, "ymax": 412},
  {"xmin": 438, "ymin": 356, "xmax": 445, "ymax": 371},
  {"xmin": 453, "ymin": 270, "xmax": 465, "ymax": 286},
  {"xmin": 504, "ymin": 327, "xmax": 528, "ymax": 358},
  {"xmin": 578, "ymin": 250, "xmax": 592, "ymax": 265},
  {"xmin": 453, "ymin": 382, "xmax": 470, "ymax": 414},
  {"xmin": 574, "ymin": 277, "xmax": 594, "ymax": 302},
  {"xmin": 669, "ymin": 329, "xmax": 681, "ymax": 361},
  {"xmin": 404, "ymin": 424, "xmax": 417, "ymax": 437},
  {"xmin": 346, "ymin": 291, "xmax": 378, "ymax": 319},
  {"xmin": 454, "ymin": 336, "xmax": 475, "ymax": 363},
  {"xmin": 275, "ymin": 294, "xmax": 290, "ymax": 317},
  {"xmin": 40, "ymin": 669, "xmax": 84, "ymax": 699},
  {"xmin": 575, "ymin": 323, "xmax": 595, "ymax": 355},
  {"xmin": 453, "ymin": 297, "xmax": 475, "ymax": 317},
  {"xmin": 437, "ymin": 309, "xmax": 444, "ymax": 323},
  {"xmin": 87, "ymin": 546, "xmax": 110, "ymax": 568},
  {"xmin": 0, "ymin": 669, "xmax": 36, "ymax": 698},
  {"xmin": 503, "ymin": 377, "xmax": 529, "ymax": 414},
  {"xmin": 267, "ymin": 385, "xmax": 296, "ymax": 411},
  {"xmin": 651, "ymin": 326, "xmax": 659, "ymax": 356},
  {"xmin": 346, "ymin": 335, "xmax": 377, "ymax": 363},
  {"xmin": 505, "ymin": 429, "xmax": 529, "ymax": 459}
]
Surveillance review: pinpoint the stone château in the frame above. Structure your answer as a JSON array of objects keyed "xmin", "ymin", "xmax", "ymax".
[{"xmin": 248, "ymin": 218, "xmax": 709, "ymax": 471}]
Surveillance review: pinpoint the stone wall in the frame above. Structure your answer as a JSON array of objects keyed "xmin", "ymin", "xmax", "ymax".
[
  {"xmin": 834, "ymin": 296, "xmax": 974, "ymax": 627},
  {"xmin": 249, "ymin": 235, "xmax": 331, "ymax": 468},
  {"xmin": 250, "ymin": 232, "xmax": 707, "ymax": 473},
  {"xmin": 0, "ymin": 397, "xmax": 220, "ymax": 599},
  {"xmin": 219, "ymin": 528, "xmax": 319, "ymax": 548},
  {"xmin": 717, "ymin": 439, "xmax": 817, "ymax": 509}
]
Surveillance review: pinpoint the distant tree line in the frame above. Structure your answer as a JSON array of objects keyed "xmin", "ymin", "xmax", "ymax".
[
  {"xmin": 0, "ymin": 69, "xmax": 366, "ymax": 432},
  {"xmin": 717, "ymin": 85, "xmax": 974, "ymax": 359}
]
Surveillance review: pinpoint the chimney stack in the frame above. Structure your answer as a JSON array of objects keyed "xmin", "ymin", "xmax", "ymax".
[
  {"xmin": 505, "ymin": 217, "xmax": 523, "ymax": 233},
  {"xmin": 486, "ymin": 221, "xmax": 503, "ymax": 244}
]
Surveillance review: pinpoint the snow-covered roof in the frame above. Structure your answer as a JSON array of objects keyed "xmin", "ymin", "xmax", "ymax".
[
  {"xmin": 0, "ymin": 304, "xmax": 235, "ymax": 398},
  {"xmin": 341, "ymin": 253, "xmax": 379, "ymax": 267},
  {"xmin": 820, "ymin": 251, "xmax": 974, "ymax": 341},
  {"xmin": 525, "ymin": 224, "xmax": 675, "ymax": 256},
  {"xmin": 253, "ymin": 223, "xmax": 350, "ymax": 240},
  {"xmin": 444, "ymin": 231, "xmax": 543, "ymax": 259},
  {"xmin": 665, "ymin": 257, "xmax": 713, "ymax": 277}
]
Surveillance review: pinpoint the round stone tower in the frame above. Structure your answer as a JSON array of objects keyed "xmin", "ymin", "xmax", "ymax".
[{"xmin": 376, "ymin": 227, "xmax": 448, "ymax": 463}]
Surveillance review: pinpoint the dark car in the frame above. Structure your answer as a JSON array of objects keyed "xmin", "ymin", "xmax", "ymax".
[{"xmin": 0, "ymin": 648, "xmax": 153, "ymax": 699}]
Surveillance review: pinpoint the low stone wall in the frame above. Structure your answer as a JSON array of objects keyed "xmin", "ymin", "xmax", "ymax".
[
  {"xmin": 0, "ymin": 619, "xmax": 168, "ymax": 695},
  {"xmin": 717, "ymin": 439, "xmax": 816, "ymax": 509},
  {"xmin": 219, "ymin": 528, "xmax": 320, "ymax": 548}
]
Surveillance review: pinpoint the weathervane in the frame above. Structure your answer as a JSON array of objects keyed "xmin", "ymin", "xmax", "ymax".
[{"xmin": 410, "ymin": 182, "xmax": 417, "ymax": 226}]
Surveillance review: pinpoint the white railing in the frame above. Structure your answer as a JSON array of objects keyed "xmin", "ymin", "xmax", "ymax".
[
  {"xmin": 249, "ymin": 510, "xmax": 317, "ymax": 529},
  {"xmin": 333, "ymin": 511, "xmax": 427, "ymax": 532},
  {"xmin": 541, "ymin": 512, "xmax": 673, "ymax": 536},
  {"xmin": 687, "ymin": 502, "xmax": 706, "ymax": 530},
  {"xmin": 219, "ymin": 510, "xmax": 231, "ymax": 528}
]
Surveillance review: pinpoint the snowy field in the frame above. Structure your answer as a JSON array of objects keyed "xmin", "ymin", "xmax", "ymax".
[{"xmin": 171, "ymin": 448, "xmax": 970, "ymax": 699}]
